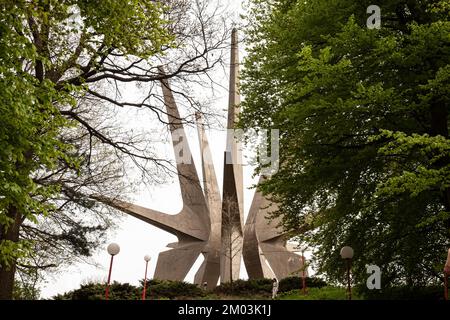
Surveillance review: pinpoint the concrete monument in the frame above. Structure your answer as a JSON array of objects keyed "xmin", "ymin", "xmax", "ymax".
[{"xmin": 95, "ymin": 29, "xmax": 304, "ymax": 289}]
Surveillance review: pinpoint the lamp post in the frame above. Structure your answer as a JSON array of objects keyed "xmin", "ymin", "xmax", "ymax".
[
  {"xmin": 444, "ymin": 249, "xmax": 450, "ymax": 301},
  {"xmin": 288, "ymin": 244, "xmax": 308, "ymax": 295},
  {"xmin": 105, "ymin": 243, "xmax": 120, "ymax": 300},
  {"xmin": 142, "ymin": 255, "xmax": 151, "ymax": 300},
  {"xmin": 340, "ymin": 246, "xmax": 354, "ymax": 300}
]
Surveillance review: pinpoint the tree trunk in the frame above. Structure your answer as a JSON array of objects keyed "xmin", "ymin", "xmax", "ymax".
[{"xmin": 0, "ymin": 206, "xmax": 22, "ymax": 300}]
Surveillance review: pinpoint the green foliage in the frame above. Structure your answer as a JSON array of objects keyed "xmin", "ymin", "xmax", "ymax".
[
  {"xmin": 143, "ymin": 279, "xmax": 205, "ymax": 300},
  {"xmin": 0, "ymin": 1, "xmax": 78, "ymax": 269},
  {"xmin": 52, "ymin": 280, "xmax": 445, "ymax": 300},
  {"xmin": 53, "ymin": 281, "xmax": 140, "ymax": 300},
  {"xmin": 373, "ymin": 130, "xmax": 450, "ymax": 202},
  {"xmin": 76, "ymin": 0, "xmax": 173, "ymax": 57},
  {"xmin": 12, "ymin": 280, "xmax": 41, "ymax": 300},
  {"xmin": 213, "ymin": 279, "xmax": 273, "ymax": 296},
  {"xmin": 0, "ymin": 0, "xmax": 173, "ymax": 284},
  {"xmin": 240, "ymin": 0, "xmax": 450, "ymax": 287},
  {"xmin": 278, "ymin": 276, "xmax": 327, "ymax": 292},
  {"xmin": 54, "ymin": 280, "xmax": 205, "ymax": 300}
]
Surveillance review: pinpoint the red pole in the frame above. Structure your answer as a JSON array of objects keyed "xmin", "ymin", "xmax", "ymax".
[
  {"xmin": 142, "ymin": 260, "xmax": 149, "ymax": 300},
  {"xmin": 105, "ymin": 255, "xmax": 114, "ymax": 300}
]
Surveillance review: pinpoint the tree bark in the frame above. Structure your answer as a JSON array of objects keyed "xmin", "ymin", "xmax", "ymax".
[{"xmin": 0, "ymin": 206, "xmax": 22, "ymax": 300}]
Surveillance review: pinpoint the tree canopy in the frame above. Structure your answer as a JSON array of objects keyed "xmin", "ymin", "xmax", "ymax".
[{"xmin": 240, "ymin": 0, "xmax": 450, "ymax": 286}]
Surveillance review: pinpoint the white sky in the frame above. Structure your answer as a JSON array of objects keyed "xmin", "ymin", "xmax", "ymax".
[{"xmin": 40, "ymin": 0, "xmax": 312, "ymax": 298}]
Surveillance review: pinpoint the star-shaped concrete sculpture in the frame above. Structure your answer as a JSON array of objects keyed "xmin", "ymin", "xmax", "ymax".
[{"xmin": 95, "ymin": 29, "xmax": 304, "ymax": 289}]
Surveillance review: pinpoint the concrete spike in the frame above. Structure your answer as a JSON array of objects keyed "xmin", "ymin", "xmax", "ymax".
[
  {"xmin": 227, "ymin": 28, "xmax": 241, "ymax": 129},
  {"xmin": 159, "ymin": 76, "xmax": 209, "ymax": 228},
  {"xmin": 92, "ymin": 196, "xmax": 208, "ymax": 241},
  {"xmin": 224, "ymin": 28, "xmax": 244, "ymax": 224},
  {"xmin": 220, "ymin": 28, "xmax": 244, "ymax": 283},
  {"xmin": 193, "ymin": 112, "xmax": 221, "ymax": 289}
]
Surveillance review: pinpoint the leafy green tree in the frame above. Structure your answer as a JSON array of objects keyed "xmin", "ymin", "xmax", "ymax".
[
  {"xmin": 1, "ymin": 0, "xmax": 229, "ymax": 299},
  {"xmin": 0, "ymin": 1, "xmax": 78, "ymax": 298},
  {"xmin": 240, "ymin": 0, "xmax": 449, "ymax": 287}
]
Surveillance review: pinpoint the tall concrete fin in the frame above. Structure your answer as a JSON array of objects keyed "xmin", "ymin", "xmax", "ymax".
[
  {"xmin": 242, "ymin": 189, "xmax": 265, "ymax": 279},
  {"xmin": 195, "ymin": 113, "xmax": 221, "ymax": 220},
  {"xmin": 221, "ymin": 152, "xmax": 243, "ymax": 283},
  {"xmin": 224, "ymin": 28, "xmax": 244, "ymax": 224},
  {"xmin": 220, "ymin": 28, "xmax": 244, "ymax": 283},
  {"xmin": 243, "ymin": 176, "xmax": 303, "ymax": 280},
  {"xmin": 159, "ymin": 72, "xmax": 210, "ymax": 234},
  {"xmin": 193, "ymin": 113, "xmax": 221, "ymax": 289}
]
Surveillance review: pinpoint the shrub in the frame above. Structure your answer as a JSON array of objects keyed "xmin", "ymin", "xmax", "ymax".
[
  {"xmin": 54, "ymin": 279, "xmax": 205, "ymax": 300},
  {"xmin": 144, "ymin": 279, "xmax": 205, "ymax": 300},
  {"xmin": 53, "ymin": 281, "xmax": 140, "ymax": 300},
  {"xmin": 356, "ymin": 285, "xmax": 444, "ymax": 300},
  {"xmin": 278, "ymin": 276, "xmax": 327, "ymax": 292},
  {"xmin": 213, "ymin": 279, "xmax": 272, "ymax": 296}
]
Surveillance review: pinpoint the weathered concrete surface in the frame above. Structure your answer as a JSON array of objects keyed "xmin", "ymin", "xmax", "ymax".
[
  {"xmin": 220, "ymin": 28, "xmax": 244, "ymax": 283},
  {"xmin": 193, "ymin": 113, "xmax": 221, "ymax": 289},
  {"xmin": 242, "ymin": 188, "xmax": 265, "ymax": 279},
  {"xmin": 243, "ymin": 178, "xmax": 304, "ymax": 280}
]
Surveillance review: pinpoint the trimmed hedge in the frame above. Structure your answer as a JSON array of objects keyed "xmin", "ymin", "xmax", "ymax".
[
  {"xmin": 213, "ymin": 279, "xmax": 273, "ymax": 295},
  {"xmin": 144, "ymin": 279, "xmax": 205, "ymax": 299},
  {"xmin": 53, "ymin": 279, "xmax": 205, "ymax": 300},
  {"xmin": 279, "ymin": 276, "xmax": 327, "ymax": 292},
  {"xmin": 54, "ymin": 282, "xmax": 140, "ymax": 300},
  {"xmin": 54, "ymin": 277, "xmax": 330, "ymax": 300}
]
